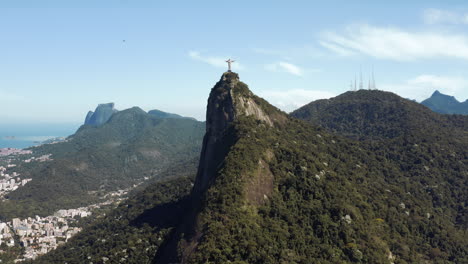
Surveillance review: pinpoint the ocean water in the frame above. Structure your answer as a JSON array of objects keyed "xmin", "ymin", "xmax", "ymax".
[{"xmin": 0, "ymin": 123, "xmax": 80, "ymax": 149}]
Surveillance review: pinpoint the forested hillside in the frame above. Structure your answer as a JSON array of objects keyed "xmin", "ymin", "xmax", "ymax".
[
  {"xmin": 0, "ymin": 107, "xmax": 204, "ymax": 220},
  {"xmin": 35, "ymin": 74, "xmax": 468, "ymax": 264},
  {"xmin": 31, "ymin": 160, "xmax": 197, "ymax": 264},
  {"xmin": 170, "ymin": 74, "xmax": 468, "ymax": 263}
]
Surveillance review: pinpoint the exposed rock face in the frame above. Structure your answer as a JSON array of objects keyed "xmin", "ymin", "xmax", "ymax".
[
  {"xmin": 193, "ymin": 71, "xmax": 273, "ymax": 194},
  {"xmin": 84, "ymin": 111, "xmax": 94, "ymax": 124},
  {"xmin": 85, "ymin": 104, "xmax": 195, "ymax": 127},
  {"xmin": 235, "ymin": 93, "xmax": 274, "ymax": 126},
  {"xmin": 154, "ymin": 72, "xmax": 279, "ymax": 264},
  {"xmin": 84, "ymin": 103, "xmax": 118, "ymax": 126}
]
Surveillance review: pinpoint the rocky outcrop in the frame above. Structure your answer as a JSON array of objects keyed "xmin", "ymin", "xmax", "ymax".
[
  {"xmin": 154, "ymin": 72, "xmax": 280, "ymax": 263},
  {"xmin": 421, "ymin": 90, "xmax": 468, "ymax": 115},
  {"xmin": 84, "ymin": 111, "xmax": 94, "ymax": 124},
  {"xmin": 236, "ymin": 96, "xmax": 274, "ymax": 126},
  {"xmin": 85, "ymin": 104, "xmax": 196, "ymax": 127},
  {"xmin": 192, "ymin": 72, "xmax": 275, "ymax": 194},
  {"xmin": 84, "ymin": 103, "xmax": 118, "ymax": 126}
]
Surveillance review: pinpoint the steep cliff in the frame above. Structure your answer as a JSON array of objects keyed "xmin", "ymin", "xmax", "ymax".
[
  {"xmin": 35, "ymin": 73, "xmax": 468, "ymax": 264},
  {"xmin": 173, "ymin": 73, "xmax": 467, "ymax": 263},
  {"xmin": 193, "ymin": 71, "xmax": 284, "ymax": 194},
  {"xmin": 84, "ymin": 111, "xmax": 94, "ymax": 124},
  {"xmin": 154, "ymin": 72, "xmax": 287, "ymax": 263},
  {"xmin": 84, "ymin": 103, "xmax": 118, "ymax": 126}
]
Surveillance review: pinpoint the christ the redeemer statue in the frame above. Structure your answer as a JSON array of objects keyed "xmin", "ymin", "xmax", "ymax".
[{"xmin": 226, "ymin": 59, "xmax": 235, "ymax": 72}]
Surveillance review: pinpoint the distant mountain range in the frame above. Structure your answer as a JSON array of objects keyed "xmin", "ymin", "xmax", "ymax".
[
  {"xmin": 292, "ymin": 90, "xmax": 468, "ymax": 140},
  {"xmin": 84, "ymin": 103, "xmax": 195, "ymax": 126},
  {"xmin": 421, "ymin": 90, "xmax": 468, "ymax": 115},
  {"xmin": 0, "ymin": 106, "xmax": 204, "ymax": 220},
  {"xmin": 37, "ymin": 73, "xmax": 468, "ymax": 264}
]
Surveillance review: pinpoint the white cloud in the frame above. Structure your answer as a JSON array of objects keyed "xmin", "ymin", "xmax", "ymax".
[
  {"xmin": 423, "ymin": 8, "xmax": 468, "ymax": 24},
  {"xmin": 320, "ymin": 24, "xmax": 468, "ymax": 61},
  {"xmin": 319, "ymin": 41, "xmax": 355, "ymax": 56},
  {"xmin": 188, "ymin": 51, "xmax": 244, "ymax": 70},
  {"xmin": 265, "ymin": 62, "xmax": 304, "ymax": 76},
  {"xmin": 379, "ymin": 75, "xmax": 468, "ymax": 101},
  {"xmin": 259, "ymin": 89, "xmax": 336, "ymax": 112},
  {"xmin": 253, "ymin": 46, "xmax": 326, "ymax": 59}
]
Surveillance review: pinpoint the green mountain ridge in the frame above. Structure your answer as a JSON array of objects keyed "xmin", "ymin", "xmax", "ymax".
[
  {"xmin": 173, "ymin": 76, "xmax": 468, "ymax": 263},
  {"xmin": 30, "ymin": 160, "xmax": 197, "ymax": 264},
  {"xmin": 84, "ymin": 102, "xmax": 196, "ymax": 127},
  {"xmin": 34, "ymin": 74, "xmax": 467, "ymax": 263},
  {"xmin": 0, "ymin": 107, "xmax": 204, "ymax": 220},
  {"xmin": 291, "ymin": 90, "xmax": 468, "ymax": 140},
  {"xmin": 148, "ymin": 109, "xmax": 196, "ymax": 120},
  {"xmin": 421, "ymin": 90, "xmax": 468, "ymax": 115}
]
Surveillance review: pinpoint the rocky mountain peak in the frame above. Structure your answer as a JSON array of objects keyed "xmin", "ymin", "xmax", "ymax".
[
  {"xmin": 84, "ymin": 111, "xmax": 94, "ymax": 124},
  {"xmin": 430, "ymin": 90, "xmax": 457, "ymax": 101},
  {"xmin": 221, "ymin": 71, "xmax": 240, "ymax": 86},
  {"xmin": 422, "ymin": 90, "xmax": 468, "ymax": 114},
  {"xmin": 193, "ymin": 72, "xmax": 278, "ymax": 194},
  {"xmin": 84, "ymin": 103, "xmax": 118, "ymax": 126},
  {"xmin": 204, "ymin": 72, "xmax": 238, "ymax": 139}
]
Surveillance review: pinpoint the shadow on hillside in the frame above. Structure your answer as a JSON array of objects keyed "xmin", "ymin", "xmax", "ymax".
[
  {"xmin": 130, "ymin": 196, "xmax": 190, "ymax": 229},
  {"xmin": 152, "ymin": 194, "xmax": 205, "ymax": 264}
]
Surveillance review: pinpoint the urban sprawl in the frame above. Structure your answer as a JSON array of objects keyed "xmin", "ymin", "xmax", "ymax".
[{"xmin": 0, "ymin": 147, "xmax": 131, "ymax": 262}]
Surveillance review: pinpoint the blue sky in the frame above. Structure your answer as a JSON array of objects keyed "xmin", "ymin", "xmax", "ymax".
[{"xmin": 1, "ymin": 0, "xmax": 468, "ymax": 123}]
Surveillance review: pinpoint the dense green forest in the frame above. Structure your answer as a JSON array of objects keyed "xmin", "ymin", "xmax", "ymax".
[
  {"xmin": 291, "ymin": 90, "xmax": 468, "ymax": 141},
  {"xmin": 30, "ymin": 161, "xmax": 196, "ymax": 264},
  {"xmin": 0, "ymin": 107, "xmax": 204, "ymax": 220},
  {"xmin": 175, "ymin": 78, "xmax": 468, "ymax": 263},
  {"xmin": 32, "ymin": 74, "xmax": 468, "ymax": 263}
]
